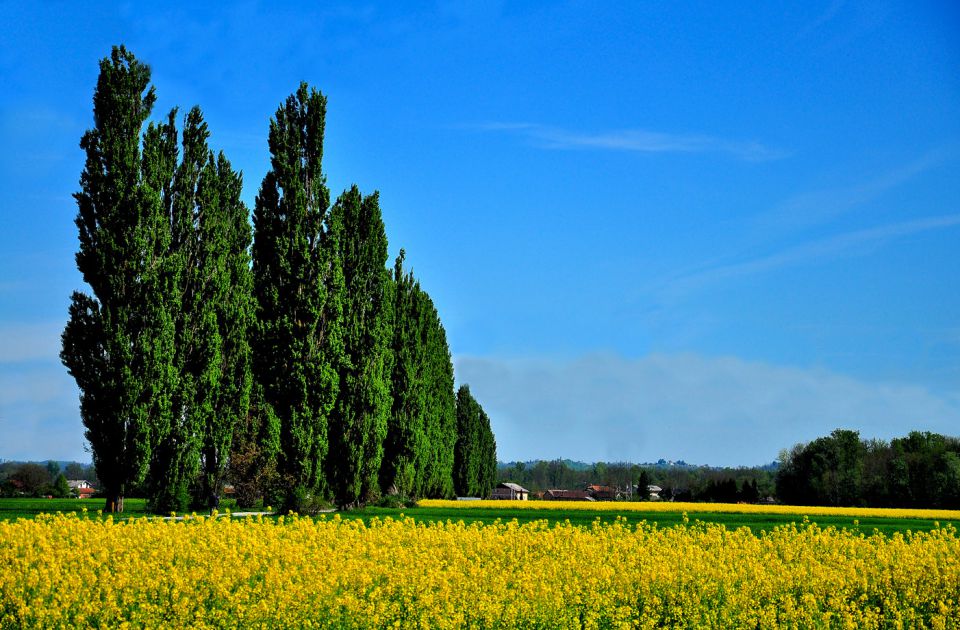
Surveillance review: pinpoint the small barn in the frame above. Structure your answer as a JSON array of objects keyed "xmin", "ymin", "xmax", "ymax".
[
  {"xmin": 491, "ymin": 482, "xmax": 529, "ymax": 501},
  {"xmin": 543, "ymin": 489, "xmax": 594, "ymax": 501},
  {"xmin": 585, "ymin": 484, "xmax": 617, "ymax": 501}
]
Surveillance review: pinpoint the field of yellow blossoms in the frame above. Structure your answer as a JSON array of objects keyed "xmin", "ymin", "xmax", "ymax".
[{"xmin": 1, "ymin": 511, "xmax": 959, "ymax": 628}]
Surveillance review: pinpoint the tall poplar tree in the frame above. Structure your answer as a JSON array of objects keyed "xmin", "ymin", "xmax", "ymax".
[
  {"xmin": 61, "ymin": 46, "xmax": 177, "ymax": 513},
  {"xmin": 198, "ymin": 151, "xmax": 253, "ymax": 510},
  {"xmin": 476, "ymin": 395, "xmax": 498, "ymax": 498},
  {"xmin": 454, "ymin": 385, "xmax": 482, "ymax": 496},
  {"xmin": 326, "ymin": 187, "xmax": 393, "ymax": 507},
  {"xmin": 421, "ymin": 304, "xmax": 457, "ymax": 499},
  {"xmin": 138, "ymin": 104, "xmax": 252, "ymax": 514},
  {"xmin": 252, "ymin": 83, "xmax": 344, "ymax": 510},
  {"xmin": 381, "ymin": 252, "xmax": 456, "ymax": 499},
  {"xmin": 453, "ymin": 385, "xmax": 497, "ymax": 498},
  {"xmin": 146, "ymin": 108, "xmax": 204, "ymax": 513},
  {"xmin": 380, "ymin": 251, "xmax": 427, "ymax": 497}
]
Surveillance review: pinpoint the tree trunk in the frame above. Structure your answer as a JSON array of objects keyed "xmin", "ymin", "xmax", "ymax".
[
  {"xmin": 208, "ymin": 488, "xmax": 221, "ymax": 512},
  {"xmin": 104, "ymin": 494, "xmax": 124, "ymax": 513}
]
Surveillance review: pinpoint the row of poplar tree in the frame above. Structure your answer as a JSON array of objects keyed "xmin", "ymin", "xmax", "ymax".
[{"xmin": 60, "ymin": 46, "xmax": 497, "ymax": 513}]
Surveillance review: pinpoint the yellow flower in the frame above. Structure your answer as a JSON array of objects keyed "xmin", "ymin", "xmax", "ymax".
[{"xmin": 0, "ymin": 510, "xmax": 957, "ymax": 627}]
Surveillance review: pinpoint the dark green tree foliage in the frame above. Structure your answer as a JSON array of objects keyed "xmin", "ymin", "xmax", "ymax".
[
  {"xmin": 776, "ymin": 429, "xmax": 866, "ymax": 507},
  {"xmin": 454, "ymin": 385, "xmax": 497, "ymax": 498},
  {"xmin": 381, "ymin": 252, "xmax": 456, "ymax": 499},
  {"xmin": 775, "ymin": 429, "xmax": 960, "ymax": 508},
  {"xmin": 62, "ymin": 46, "xmax": 178, "ymax": 513},
  {"xmin": 53, "ymin": 474, "xmax": 72, "ymax": 498},
  {"xmin": 10, "ymin": 463, "xmax": 52, "ymax": 496},
  {"xmin": 252, "ymin": 83, "xmax": 345, "ymax": 509},
  {"xmin": 700, "ymin": 478, "xmax": 740, "ymax": 503},
  {"xmin": 380, "ymin": 252, "xmax": 428, "ymax": 497},
  {"xmin": 327, "ymin": 187, "xmax": 393, "ymax": 507},
  {"xmin": 142, "ymin": 107, "xmax": 253, "ymax": 514},
  {"xmin": 64, "ymin": 463, "xmax": 88, "ymax": 480},
  {"xmin": 888, "ymin": 432, "xmax": 960, "ymax": 509},
  {"xmin": 453, "ymin": 385, "xmax": 481, "ymax": 496},
  {"xmin": 741, "ymin": 478, "xmax": 761, "ymax": 503},
  {"xmin": 477, "ymin": 405, "xmax": 497, "ymax": 498},
  {"xmin": 421, "ymin": 303, "xmax": 457, "ymax": 499},
  {"xmin": 860, "ymin": 438, "xmax": 894, "ymax": 506},
  {"xmin": 146, "ymin": 108, "xmax": 202, "ymax": 513},
  {"xmin": 200, "ymin": 152, "xmax": 254, "ymax": 510},
  {"xmin": 637, "ymin": 470, "xmax": 652, "ymax": 500},
  {"xmin": 63, "ymin": 52, "xmax": 491, "ymax": 512}
]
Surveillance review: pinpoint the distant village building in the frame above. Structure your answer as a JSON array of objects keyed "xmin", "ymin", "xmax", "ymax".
[
  {"xmin": 491, "ymin": 482, "xmax": 529, "ymax": 501},
  {"xmin": 646, "ymin": 485, "xmax": 662, "ymax": 500},
  {"xmin": 543, "ymin": 489, "xmax": 594, "ymax": 501},
  {"xmin": 585, "ymin": 484, "xmax": 617, "ymax": 501},
  {"xmin": 67, "ymin": 480, "xmax": 95, "ymax": 499}
]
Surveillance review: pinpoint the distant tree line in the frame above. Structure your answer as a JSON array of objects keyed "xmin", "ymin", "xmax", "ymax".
[
  {"xmin": 498, "ymin": 460, "xmax": 776, "ymax": 502},
  {"xmin": 776, "ymin": 429, "xmax": 960, "ymax": 509},
  {"xmin": 0, "ymin": 461, "xmax": 97, "ymax": 499},
  {"xmin": 60, "ymin": 46, "xmax": 496, "ymax": 513},
  {"xmin": 499, "ymin": 429, "xmax": 960, "ymax": 509}
]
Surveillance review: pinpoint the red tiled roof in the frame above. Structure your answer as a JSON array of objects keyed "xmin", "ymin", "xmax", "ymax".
[{"xmin": 544, "ymin": 489, "xmax": 593, "ymax": 500}]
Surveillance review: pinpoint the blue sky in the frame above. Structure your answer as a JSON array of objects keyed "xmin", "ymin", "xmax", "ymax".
[{"xmin": 1, "ymin": 1, "xmax": 958, "ymax": 466}]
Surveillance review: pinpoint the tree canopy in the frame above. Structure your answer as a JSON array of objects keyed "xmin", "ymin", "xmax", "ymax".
[{"xmin": 63, "ymin": 48, "xmax": 494, "ymax": 513}]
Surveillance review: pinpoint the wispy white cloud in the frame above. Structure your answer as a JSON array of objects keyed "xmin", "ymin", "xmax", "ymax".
[
  {"xmin": 471, "ymin": 122, "xmax": 786, "ymax": 161},
  {"xmin": 659, "ymin": 214, "xmax": 960, "ymax": 299},
  {"xmin": 755, "ymin": 151, "xmax": 950, "ymax": 233},
  {"xmin": 794, "ymin": 0, "xmax": 846, "ymax": 43},
  {"xmin": 456, "ymin": 352, "xmax": 960, "ymax": 466},
  {"xmin": 793, "ymin": 0, "xmax": 893, "ymax": 53}
]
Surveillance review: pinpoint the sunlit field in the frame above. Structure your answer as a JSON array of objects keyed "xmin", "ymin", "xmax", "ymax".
[
  {"xmin": 367, "ymin": 500, "xmax": 960, "ymax": 536},
  {"xmin": 0, "ymin": 498, "xmax": 149, "ymax": 521},
  {"xmin": 419, "ymin": 498, "xmax": 960, "ymax": 520},
  {"xmin": 2, "ymin": 511, "xmax": 958, "ymax": 628}
]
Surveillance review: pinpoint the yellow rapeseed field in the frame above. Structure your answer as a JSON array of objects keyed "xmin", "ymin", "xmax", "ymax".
[
  {"xmin": 1, "ymin": 512, "xmax": 958, "ymax": 628},
  {"xmin": 419, "ymin": 498, "xmax": 960, "ymax": 521}
]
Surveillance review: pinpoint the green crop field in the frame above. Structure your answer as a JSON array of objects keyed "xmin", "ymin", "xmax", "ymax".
[
  {"xmin": 0, "ymin": 498, "xmax": 148, "ymax": 521},
  {"xmin": 340, "ymin": 504, "xmax": 960, "ymax": 535},
  {"xmin": 3, "ymin": 498, "xmax": 958, "ymax": 536}
]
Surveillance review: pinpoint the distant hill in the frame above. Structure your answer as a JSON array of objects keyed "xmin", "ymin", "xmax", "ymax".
[
  {"xmin": 498, "ymin": 458, "xmax": 779, "ymax": 471},
  {"xmin": 497, "ymin": 459, "xmax": 592, "ymax": 471}
]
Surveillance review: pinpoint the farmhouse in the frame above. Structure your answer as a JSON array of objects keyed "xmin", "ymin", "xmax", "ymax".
[
  {"xmin": 543, "ymin": 489, "xmax": 594, "ymax": 501},
  {"xmin": 491, "ymin": 482, "xmax": 529, "ymax": 500},
  {"xmin": 67, "ymin": 480, "xmax": 95, "ymax": 499},
  {"xmin": 585, "ymin": 484, "xmax": 617, "ymax": 501}
]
